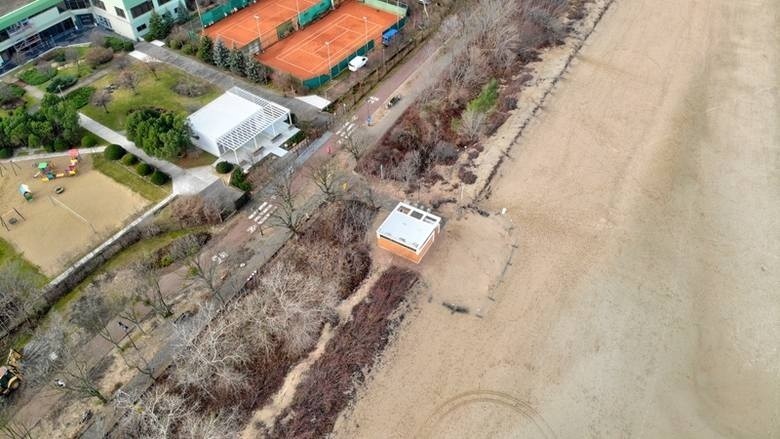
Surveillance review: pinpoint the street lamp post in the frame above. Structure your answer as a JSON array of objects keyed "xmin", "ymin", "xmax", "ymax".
[
  {"xmin": 362, "ymin": 16, "xmax": 368, "ymax": 47},
  {"xmin": 253, "ymin": 15, "xmax": 262, "ymax": 53},
  {"xmin": 324, "ymin": 41, "xmax": 332, "ymax": 82}
]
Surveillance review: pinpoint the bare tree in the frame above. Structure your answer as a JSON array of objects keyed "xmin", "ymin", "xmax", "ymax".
[
  {"xmin": 0, "ymin": 263, "xmax": 40, "ymax": 333},
  {"xmin": 70, "ymin": 288, "xmax": 153, "ymax": 377},
  {"xmin": 145, "ymin": 61, "xmax": 160, "ymax": 80},
  {"xmin": 459, "ymin": 108, "xmax": 486, "ymax": 140},
  {"xmin": 172, "ymin": 305, "xmax": 249, "ymax": 400},
  {"xmin": 270, "ymin": 175, "xmax": 305, "ymax": 236},
  {"xmin": 171, "ymin": 195, "xmax": 221, "ymax": 226},
  {"xmin": 64, "ymin": 47, "xmax": 80, "ymax": 70},
  {"xmin": 343, "ymin": 130, "xmax": 370, "ymax": 161},
  {"xmin": 309, "ymin": 161, "xmax": 342, "ymax": 202},
  {"xmin": 91, "ymin": 89, "xmax": 112, "ymax": 113},
  {"xmin": 118, "ymin": 69, "xmax": 139, "ymax": 94},
  {"xmin": 129, "ymin": 262, "xmax": 173, "ymax": 318},
  {"xmin": 55, "ymin": 339, "xmax": 109, "ymax": 403},
  {"xmin": 184, "ymin": 252, "xmax": 226, "ymax": 304},
  {"xmin": 116, "ymin": 386, "xmax": 193, "ymax": 438}
]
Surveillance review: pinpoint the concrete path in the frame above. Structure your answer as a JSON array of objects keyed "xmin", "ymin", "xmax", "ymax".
[
  {"xmin": 134, "ymin": 41, "xmax": 328, "ymax": 125},
  {"xmin": 78, "ymin": 113, "xmax": 217, "ymax": 195},
  {"xmin": 0, "ymin": 146, "xmax": 105, "ymax": 164}
]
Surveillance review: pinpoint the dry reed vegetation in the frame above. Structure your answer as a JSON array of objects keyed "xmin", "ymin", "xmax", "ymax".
[
  {"xmin": 117, "ymin": 199, "xmax": 377, "ymax": 436},
  {"xmin": 359, "ymin": 0, "xmax": 586, "ymax": 186}
]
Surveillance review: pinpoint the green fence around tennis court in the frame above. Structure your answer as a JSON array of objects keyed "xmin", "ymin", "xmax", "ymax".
[
  {"xmin": 302, "ymin": 40, "xmax": 375, "ymax": 89},
  {"xmin": 298, "ymin": 0, "xmax": 331, "ymax": 27},
  {"xmin": 364, "ymin": 0, "xmax": 407, "ymax": 17},
  {"xmin": 200, "ymin": 0, "xmax": 254, "ymax": 27}
]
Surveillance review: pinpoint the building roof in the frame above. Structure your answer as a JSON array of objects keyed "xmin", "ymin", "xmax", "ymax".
[
  {"xmin": 377, "ymin": 202, "xmax": 441, "ymax": 252},
  {"xmin": 188, "ymin": 87, "xmax": 290, "ymax": 152},
  {"xmin": 0, "ymin": 0, "xmax": 59, "ymax": 30}
]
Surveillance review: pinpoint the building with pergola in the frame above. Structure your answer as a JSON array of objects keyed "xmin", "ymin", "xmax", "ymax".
[{"xmin": 187, "ymin": 87, "xmax": 299, "ymax": 168}]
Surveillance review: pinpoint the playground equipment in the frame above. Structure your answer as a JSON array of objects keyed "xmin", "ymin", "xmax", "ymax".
[
  {"xmin": 19, "ymin": 184, "xmax": 32, "ymax": 202},
  {"xmin": 0, "ymin": 349, "xmax": 23, "ymax": 396},
  {"xmin": 34, "ymin": 149, "xmax": 80, "ymax": 181}
]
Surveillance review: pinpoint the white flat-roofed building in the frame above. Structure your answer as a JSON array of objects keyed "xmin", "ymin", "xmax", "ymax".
[
  {"xmin": 187, "ymin": 87, "xmax": 299, "ymax": 168},
  {"xmin": 376, "ymin": 202, "xmax": 442, "ymax": 264}
]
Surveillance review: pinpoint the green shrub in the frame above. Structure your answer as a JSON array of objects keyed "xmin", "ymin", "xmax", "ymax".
[
  {"xmin": 53, "ymin": 138, "xmax": 68, "ymax": 151},
  {"xmin": 65, "ymin": 86, "xmax": 95, "ymax": 108},
  {"xmin": 181, "ymin": 43, "xmax": 196, "ymax": 55},
  {"xmin": 105, "ymin": 144, "xmax": 126, "ymax": 160},
  {"xmin": 0, "ymin": 83, "xmax": 25, "ymax": 105},
  {"xmin": 81, "ymin": 134, "xmax": 98, "ymax": 147},
  {"xmin": 159, "ymin": 254, "xmax": 174, "ymax": 268},
  {"xmin": 230, "ymin": 168, "xmax": 251, "ymax": 191},
  {"xmin": 46, "ymin": 75, "xmax": 78, "ymax": 93},
  {"xmin": 0, "ymin": 148, "xmax": 12, "ymax": 159},
  {"xmin": 121, "ymin": 153, "xmax": 138, "ymax": 165},
  {"xmin": 150, "ymin": 170, "xmax": 169, "ymax": 185},
  {"xmin": 136, "ymin": 162, "xmax": 153, "ymax": 176},
  {"xmin": 18, "ymin": 66, "xmax": 56, "ymax": 85},
  {"xmin": 467, "ymin": 79, "xmax": 499, "ymax": 114},
  {"xmin": 215, "ymin": 161, "xmax": 234, "ymax": 174},
  {"xmin": 104, "ymin": 36, "xmax": 134, "ymax": 52}
]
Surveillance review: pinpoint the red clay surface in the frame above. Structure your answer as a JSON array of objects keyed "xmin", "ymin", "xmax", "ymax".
[
  {"xmin": 257, "ymin": 0, "xmax": 398, "ymax": 79},
  {"xmin": 203, "ymin": 0, "xmax": 318, "ymax": 49}
]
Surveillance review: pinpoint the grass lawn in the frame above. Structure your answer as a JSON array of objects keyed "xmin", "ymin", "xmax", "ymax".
[
  {"xmin": 81, "ymin": 63, "xmax": 220, "ymax": 132},
  {"xmin": 0, "ymin": 237, "xmax": 47, "ymax": 284},
  {"xmin": 175, "ymin": 148, "xmax": 218, "ymax": 168},
  {"xmin": 92, "ymin": 154, "xmax": 171, "ymax": 203},
  {"xmin": 0, "ymin": 93, "xmax": 36, "ymax": 118}
]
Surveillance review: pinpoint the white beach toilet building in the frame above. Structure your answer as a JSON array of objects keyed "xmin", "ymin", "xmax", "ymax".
[{"xmin": 187, "ymin": 87, "xmax": 299, "ymax": 168}]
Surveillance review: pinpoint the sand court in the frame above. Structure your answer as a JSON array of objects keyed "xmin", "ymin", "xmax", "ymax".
[{"xmin": 0, "ymin": 155, "xmax": 149, "ymax": 276}]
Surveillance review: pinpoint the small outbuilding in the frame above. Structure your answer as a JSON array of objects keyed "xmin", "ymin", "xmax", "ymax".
[
  {"xmin": 376, "ymin": 202, "xmax": 441, "ymax": 264},
  {"xmin": 187, "ymin": 87, "xmax": 299, "ymax": 168}
]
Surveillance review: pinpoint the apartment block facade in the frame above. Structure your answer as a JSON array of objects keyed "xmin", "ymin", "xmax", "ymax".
[{"xmin": 0, "ymin": 0, "xmax": 183, "ymax": 66}]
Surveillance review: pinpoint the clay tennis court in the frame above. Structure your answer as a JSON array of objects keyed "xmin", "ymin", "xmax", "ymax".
[
  {"xmin": 203, "ymin": 0, "xmax": 318, "ymax": 49},
  {"xmin": 257, "ymin": 1, "xmax": 398, "ymax": 79}
]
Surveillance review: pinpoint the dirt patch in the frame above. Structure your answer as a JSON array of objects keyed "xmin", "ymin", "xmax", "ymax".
[{"xmin": 0, "ymin": 155, "xmax": 149, "ymax": 276}]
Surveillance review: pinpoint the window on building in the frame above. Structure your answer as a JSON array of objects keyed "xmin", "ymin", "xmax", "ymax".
[
  {"xmin": 64, "ymin": 0, "xmax": 90, "ymax": 9},
  {"xmin": 130, "ymin": 1, "xmax": 154, "ymax": 18},
  {"xmin": 158, "ymin": 0, "xmax": 172, "ymax": 5},
  {"xmin": 136, "ymin": 23, "xmax": 147, "ymax": 32},
  {"xmin": 95, "ymin": 14, "xmax": 112, "ymax": 29},
  {"xmin": 115, "ymin": 7, "xmax": 126, "ymax": 18},
  {"xmin": 92, "ymin": 0, "xmax": 106, "ymax": 10}
]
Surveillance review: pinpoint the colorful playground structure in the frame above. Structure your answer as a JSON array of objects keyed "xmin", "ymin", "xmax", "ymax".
[
  {"xmin": 34, "ymin": 149, "xmax": 80, "ymax": 181},
  {"xmin": 19, "ymin": 184, "xmax": 32, "ymax": 202}
]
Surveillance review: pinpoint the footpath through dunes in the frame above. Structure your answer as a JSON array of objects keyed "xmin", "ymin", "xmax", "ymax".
[{"xmin": 333, "ymin": 0, "xmax": 780, "ymax": 438}]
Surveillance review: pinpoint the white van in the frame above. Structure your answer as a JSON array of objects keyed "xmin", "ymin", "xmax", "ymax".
[{"xmin": 348, "ymin": 56, "xmax": 368, "ymax": 72}]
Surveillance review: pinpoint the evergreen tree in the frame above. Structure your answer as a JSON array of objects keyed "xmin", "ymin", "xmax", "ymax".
[
  {"xmin": 245, "ymin": 59, "xmax": 269, "ymax": 83},
  {"xmin": 228, "ymin": 48, "xmax": 246, "ymax": 76},
  {"xmin": 197, "ymin": 35, "xmax": 214, "ymax": 64},
  {"xmin": 148, "ymin": 12, "xmax": 174, "ymax": 40},
  {"xmin": 213, "ymin": 39, "xmax": 230, "ymax": 69}
]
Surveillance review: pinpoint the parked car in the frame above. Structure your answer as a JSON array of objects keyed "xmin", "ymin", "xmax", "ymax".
[
  {"xmin": 387, "ymin": 95, "xmax": 402, "ymax": 108},
  {"xmin": 348, "ymin": 56, "xmax": 368, "ymax": 72}
]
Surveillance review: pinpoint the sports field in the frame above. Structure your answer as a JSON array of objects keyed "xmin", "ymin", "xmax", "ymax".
[
  {"xmin": 257, "ymin": 1, "xmax": 398, "ymax": 79},
  {"xmin": 203, "ymin": 0, "xmax": 318, "ymax": 50}
]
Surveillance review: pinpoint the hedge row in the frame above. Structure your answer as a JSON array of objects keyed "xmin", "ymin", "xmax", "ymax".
[{"xmin": 104, "ymin": 145, "xmax": 169, "ymax": 186}]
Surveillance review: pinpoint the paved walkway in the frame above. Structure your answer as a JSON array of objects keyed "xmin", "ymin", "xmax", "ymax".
[
  {"xmin": 0, "ymin": 146, "xmax": 105, "ymax": 164},
  {"xmin": 135, "ymin": 42, "xmax": 328, "ymax": 125},
  {"xmin": 78, "ymin": 114, "xmax": 217, "ymax": 195}
]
